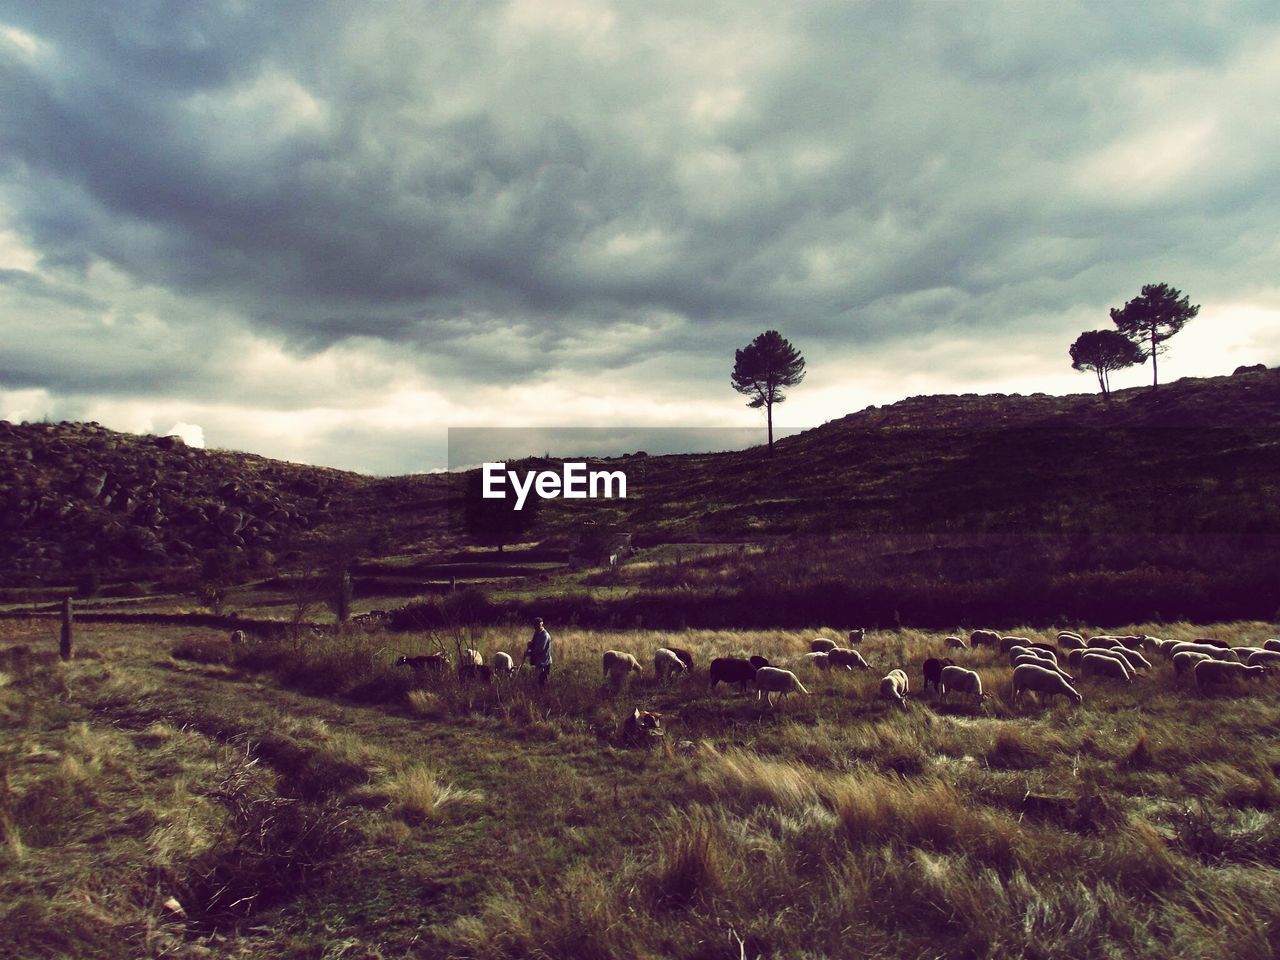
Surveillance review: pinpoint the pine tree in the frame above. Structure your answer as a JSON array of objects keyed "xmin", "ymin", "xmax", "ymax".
[{"xmin": 730, "ymin": 330, "xmax": 806, "ymax": 455}]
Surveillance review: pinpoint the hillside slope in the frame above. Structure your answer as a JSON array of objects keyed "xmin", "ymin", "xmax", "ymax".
[
  {"xmin": 0, "ymin": 421, "xmax": 449, "ymax": 586},
  {"xmin": 3, "ymin": 367, "xmax": 1278, "ymax": 591}
]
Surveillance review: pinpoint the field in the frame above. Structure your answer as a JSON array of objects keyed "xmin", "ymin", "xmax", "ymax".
[{"xmin": 4, "ymin": 617, "xmax": 1280, "ymax": 959}]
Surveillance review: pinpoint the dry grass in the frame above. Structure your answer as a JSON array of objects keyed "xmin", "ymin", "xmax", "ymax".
[{"xmin": 4, "ymin": 617, "xmax": 1280, "ymax": 959}]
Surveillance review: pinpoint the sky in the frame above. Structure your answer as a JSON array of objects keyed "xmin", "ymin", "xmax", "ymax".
[{"xmin": 2, "ymin": 1, "xmax": 1279, "ymax": 475}]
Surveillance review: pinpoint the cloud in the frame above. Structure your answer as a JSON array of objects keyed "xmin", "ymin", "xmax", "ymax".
[{"xmin": 1, "ymin": 2, "xmax": 1279, "ymax": 471}]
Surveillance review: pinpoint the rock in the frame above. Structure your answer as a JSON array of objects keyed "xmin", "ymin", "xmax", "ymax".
[
  {"xmin": 77, "ymin": 472, "xmax": 108, "ymax": 499},
  {"xmin": 1233, "ymin": 363, "xmax": 1267, "ymax": 375}
]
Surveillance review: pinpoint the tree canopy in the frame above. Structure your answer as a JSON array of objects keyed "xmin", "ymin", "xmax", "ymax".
[
  {"xmin": 1110, "ymin": 283, "xmax": 1200, "ymax": 391},
  {"xmin": 461, "ymin": 462, "xmax": 539, "ymax": 553},
  {"xmin": 731, "ymin": 330, "xmax": 806, "ymax": 456},
  {"xmin": 1069, "ymin": 329, "xmax": 1145, "ymax": 398}
]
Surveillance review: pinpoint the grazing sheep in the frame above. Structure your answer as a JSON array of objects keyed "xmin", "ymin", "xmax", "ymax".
[
  {"xmin": 1028, "ymin": 642, "xmax": 1059, "ymax": 658},
  {"xmin": 1056, "ymin": 631, "xmax": 1085, "ymax": 647},
  {"xmin": 879, "ymin": 669, "xmax": 909, "ymax": 708},
  {"xmin": 666, "ymin": 647, "xmax": 695, "ymax": 671},
  {"xmin": 1012, "ymin": 653, "xmax": 1074, "ymax": 682},
  {"xmin": 754, "ymin": 667, "xmax": 810, "ymax": 707},
  {"xmin": 709, "ymin": 657, "xmax": 757, "ymax": 692},
  {"xmin": 1265, "ymin": 639, "xmax": 1280, "ymax": 653},
  {"xmin": 970, "ymin": 629, "xmax": 1001, "ymax": 648},
  {"xmin": 602, "ymin": 650, "xmax": 643, "ymax": 683},
  {"xmin": 944, "ymin": 635, "xmax": 968, "ymax": 650},
  {"xmin": 1007, "ymin": 645, "xmax": 1048, "ymax": 662},
  {"xmin": 828, "ymin": 648, "xmax": 871, "ymax": 671},
  {"xmin": 1173, "ymin": 651, "xmax": 1212, "ymax": 676},
  {"xmin": 811, "ymin": 637, "xmax": 838, "ymax": 653},
  {"xmin": 462, "ymin": 648, "xmax": 484, "ymax": 667},
  {"xmin": 938, "ymin": 665, "xmax": 986, "ymax": 703},
  {"xmin": 1194, "ymin": 659, "xmax": 1267, "ymax": 690},
  {"xmin": 621, "ymin": 707, "xmax": 664, "ymax": 744},
  {"xmin": 229, "ymin": 629, "xmax": 246, "ymax": 645},
  {"xmin": 1081, "ymin": 652, "xmax": 1133, "ymax": 684},
  {"xmin": 654, "ymin": 647, "xmax": 689, "ymax": 682},
  {"xmin": 1109, "ymin": 647, "xmax": 1152, "ymax": 673},
  {"xmin": 1112, "ymin": 635, "xmax": 1146, "ymax": 650},
  {"xmin": 1246, "ymin": 650, "xmax": 1280, "ymax": 668},
  {"xmin": 999, "ymin": 635, "xmax": 1033, "ymax": 654},
  {"xmin": 749, "ymin": 655, "xmax": 771, "ymax": 671},
  {"xmin": 1169, "ymin": 642, "xmax": 1240, "ymax": 663},
  {"xmin": 1012, "ymin": 663, "xmax": 1083, "ymax": 706},
  {"xmin": 799, "ymin": 651, "xmax": 831, "ymax": 670},
  {"xmin": 1192, "ymin": 638, "xmax": 1233, "ymax": 649},
  {"xmin": 1145, "ymin": 636, "xmax": 1177, "ymax": 656},
  {"xmin": 491, "ymin": 651, "xmax": 515, "ymax": 677},
  {"xmin": 922, "ymin": 657, "xmax": 955, "ymax": 693},
  {"xmin": 396, "ymin": 653, "xmax": 448, "ymax": 673},
  {"xmin": 1087, "ymin": 635, "xmax": 1125, "ymax": 650}
]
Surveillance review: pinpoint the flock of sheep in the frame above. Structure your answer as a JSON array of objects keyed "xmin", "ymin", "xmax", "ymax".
[
  {"xmin": 603, "ymin": 627, "xmax": 1279, "ymax": 710},
  {"xmin": 389, "ymin": 627, "xmax": 1277, "ymax": 710}
]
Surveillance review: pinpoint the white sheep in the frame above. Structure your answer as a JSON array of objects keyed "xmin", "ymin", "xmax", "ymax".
[
  {"xmin": 879, "ymin": 669, "xmax": 909, "ymax": 708},
  {"xmin": 462, "ymin": 648, "xmax": 484, "ymax": 667},
  {"xmin": 1012, "ymin": 653, "xmax": 1074, "ymax": 682},
  {"xmin": 1168, "ymin": 642, "xmax": 1240, "ymax": 663},
  {"xmin": 810, "ymin": 637, "xmax": 838, "ymax": 653},
  {"xmin": 1080, "ymin": 651, "xmax": 1133, "ymax": 684},
  {"xmin": 1246, "ymin": 649, "xmax": 1280, "ymax": 667},
  {"xmin": 602, "ymin": 650, "xmax": 642, "ymax": 684},
  {"xmin": 827, "ymin": 648, "xmax": 871, "ymax": 670},
  {"xmin": 754, "ymin": 667, "xmax": 810, "ymax": 707},
  {"xmin": 1109, "ymin": 647, "xmax": 1152, "ymax": 672},
  {"xmin": 944, "ymin": 635, "xmax": 968, "ymax": 650},
  {"xmin": 938, "ymin": 665, "xmax": 985, "ymax": 703},
  {"xmin": 1265, "ymin": 639, "xmax": 1280, "ymax": 653},
  {"xmin": 1194, "ymin": 659, "xmax": 1267, "ymax": 690},
  {"xmin": 491, "ymin": 651, "xmax": 515, "ymax": 677},
  {"xmin": 654, "ymin": 647, "xmax": 689, "ymax": 682},
  {"xmin": 999, "ymin": 635, "xmax": 1033, "ymax": 653},
  {"xmin": 1056, "ymin": 630, "xmax": 1085, "ymax": 647},
  {"xmin": 1087, "ymin": 635, "xmax": 1125, "ymax": 650},
  {"xmin": 847, "ymin": 628, "xmax": 866, "ymax": 645},
  {"xmin": 969, "ymin": 628, "xmax": 1001, "ymax": 648},
  {"xmin": 229, "ymin": 629, "xmax": 246, "ymax": 645},
  {"xmin": 1232, "ymin": 646, "xmax": 1266, "ymax": 660},
  {"xmin": 1012, "ymin": 663, "xmax": 1083, "ymax": 706},
  {"xmin": 1014, "ymin": 645, "xmax": 1059, "ymax": 664},
  {"xmin": 1172, "ymin": 651, "xmax": 1212, "ymax": 676},
  {"xmin": 798, "ymin": 651, "xmax": 831, "ymax": 670}
]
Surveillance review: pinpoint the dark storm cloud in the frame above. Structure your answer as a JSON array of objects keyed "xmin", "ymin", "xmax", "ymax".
[{"xmin": 2, "ymin": 1, "xmax": 1280, "ymax": 470}]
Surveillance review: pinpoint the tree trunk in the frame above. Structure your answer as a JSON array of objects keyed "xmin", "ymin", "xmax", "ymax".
[
  {"xmin": 1151, "ymin": 328, "xmax": 1159, "ymax": 391},
  {"xmin": 766, "ymin": 401, "xmax": 774, "ymax": 456}
]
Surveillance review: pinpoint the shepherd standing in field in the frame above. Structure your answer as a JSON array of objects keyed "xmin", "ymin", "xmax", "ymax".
[{"xmin": 524, "ymin": 617, "xmax": 553, "ymax": 685}]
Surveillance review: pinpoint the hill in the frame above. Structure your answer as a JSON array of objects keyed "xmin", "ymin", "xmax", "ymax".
[
  {"xmin": 3, "ymin": 366, "xmax": 1279, "ymax": 627},
  {"xmin": 0, "ymin": 421, "xmax": 449, "ymax": 588}
]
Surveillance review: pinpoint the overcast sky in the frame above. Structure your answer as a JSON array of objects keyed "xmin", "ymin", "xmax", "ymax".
[{"xmin": 3, "ymin": 2, "xmax": 1279, "ymax": 474}]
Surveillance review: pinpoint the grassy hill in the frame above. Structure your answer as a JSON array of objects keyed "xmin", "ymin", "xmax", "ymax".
[{"xmin": 4, "ymin": 367, "xmax": 1279, "ymax": 626}]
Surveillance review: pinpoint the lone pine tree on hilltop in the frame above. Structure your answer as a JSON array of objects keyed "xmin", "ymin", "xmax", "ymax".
[
  {"xmin": 1110, "ymin": 282, "xmax": 1200, "ymax": 392},
  {"xmin": 731, "ymin": 330, "xmax": 806, "ymax": 456}
]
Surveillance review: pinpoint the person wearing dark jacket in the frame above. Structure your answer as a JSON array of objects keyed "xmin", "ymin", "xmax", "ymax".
[{"xmin": 523, "ymin": 617, "xmax": 553, "ymax": 685}]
